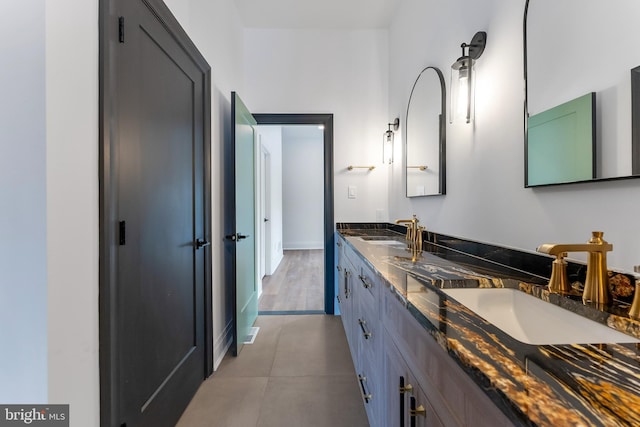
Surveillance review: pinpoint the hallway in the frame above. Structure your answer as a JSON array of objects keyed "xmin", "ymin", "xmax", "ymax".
[
  {"xmin": 259, "ymin": 250, "xmax": 324, "ymax": 312},
  {"xmin": 176, "ymin": 315, "xmax": 368, "ymax": 427}
]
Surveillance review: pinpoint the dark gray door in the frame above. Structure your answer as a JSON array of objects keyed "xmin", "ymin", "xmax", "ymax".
[{"xmin": 104, "ymin": 1, "xmax": 211, "ymax": 426}]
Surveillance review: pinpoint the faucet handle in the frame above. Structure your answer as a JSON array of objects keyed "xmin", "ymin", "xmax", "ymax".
[
  {"xmin": 548, "ymin": 252, "xmax": 571, "ymax": 294},
  {"xmin": 629, "ymin": 268, "xmax": 640, "ymax": 320},
  {"xmin": 630, "ymin": 282, "xmax": 640, "ymax": 320},
  {"xmin": 416, "ymin": 226, "xmax": 424, "ymax": 253}
]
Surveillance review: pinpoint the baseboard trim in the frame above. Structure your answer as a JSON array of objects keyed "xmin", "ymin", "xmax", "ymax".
[
  {"xmin": 282, "ymin": 243, "xmax": 324, "ymax": 250},
  {"xmin": 259, "ymin": 310, "xmax": 325, "ymax": 315},
  {"xmin": 269, "ymin": 252, "xmax": 284, "ymax": 275}
]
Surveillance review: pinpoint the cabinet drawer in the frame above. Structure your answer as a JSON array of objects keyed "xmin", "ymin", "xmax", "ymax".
[
  {"xmin": 408, "ymin": 379, "xmax": 445, "ymax": 427},
  {"xmin": 343, "ymin": 240, "xmax": 381, "ymax": 300},
  {"xmin": 358, "ymin": 272, "xmax": 378, "ymax": 318},
  {"xmin": 344, "ymin": 243, "xmax": 361, "ymax": 271}
]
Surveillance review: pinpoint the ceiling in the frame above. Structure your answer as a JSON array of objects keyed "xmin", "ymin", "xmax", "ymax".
[{"xmin": 233, "ymin": 0, "xmax": 402, "ymax": 29}]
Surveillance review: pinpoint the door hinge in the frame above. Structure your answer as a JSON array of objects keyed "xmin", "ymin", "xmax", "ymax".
[
  {"xmin": 119, "ymin": 221, "xmax": 126, "ymax": 245},
  {"xmin": 118, "ymin": 16, "xmax": 125, "ymax": 43}
]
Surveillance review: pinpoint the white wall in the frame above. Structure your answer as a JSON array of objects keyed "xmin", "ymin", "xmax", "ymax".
[
  {"xmin": 243, "ymin": 29, "xmax": 390, "ymax": 223},
  {"xmin": 388, "ymin": 0, "xmax": 640, "ymax": 272},
  {"xmin": 256, "ymin": 126, "xmax": 284, "ymax": 274},
  {"xmin": 46, "ymin": 0, "xmax": 100, "ymax": 424},
  {"xmin": 282, "ymin": 129, "xmax": 324, "ymax": 249},
  {"xmin": 0, "ymin": 0, "xmax": 48, "ymax": 403}
]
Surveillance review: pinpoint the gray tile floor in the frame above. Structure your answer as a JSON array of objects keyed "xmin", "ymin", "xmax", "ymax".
[{"xmin": 176, "ymin": 315, "xmax": 369, "ymax": 427}]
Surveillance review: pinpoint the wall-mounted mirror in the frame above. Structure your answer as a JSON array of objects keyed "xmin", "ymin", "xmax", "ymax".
[
  {"xmin": 524, "ymin": 0, "xmax": 640, "ymax": 187},
  {"xmin": 405, "ymin": 66, "xmax": 446, "ymax": 197}
]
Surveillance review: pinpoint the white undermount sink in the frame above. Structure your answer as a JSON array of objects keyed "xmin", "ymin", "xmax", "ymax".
[
  {"xmin": 442, "ymin": 288, "xmax": 640, "ymax": 345},
  {"xmin": 359, "ymin": 237, "xmax": 406, "ymax": 246}
]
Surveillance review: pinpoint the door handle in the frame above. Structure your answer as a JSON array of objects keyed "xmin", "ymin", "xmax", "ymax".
[
  {"xmin": 195, "ymin": 238, "xmax": 211, "ymax": 249},
  {"xmin": 264, "ymin": 218, "xmax": 270, "ymax": 222},
  {"xmin": 225, "ymin": 233, "xmax": 249, "ymax": 242}
]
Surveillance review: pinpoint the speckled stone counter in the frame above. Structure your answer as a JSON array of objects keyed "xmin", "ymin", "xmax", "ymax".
[{"xmin": 338, "ymin": 224, "xmax": 640, "ymax": 426}]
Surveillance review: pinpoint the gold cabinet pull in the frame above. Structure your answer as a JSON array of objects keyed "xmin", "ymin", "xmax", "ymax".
[
  {"xmin": 399, "ymin": 376, "xmax": 409, "ymax": 426},
  {"xmin": 399, "ymin": 383, "xmax": 413, "ymax": 394},
  {"xmin": 410, "ymin": 404, "xmax": 426, "ymax": 417},
  {"xmin": 348, "ymin": 165, "xmax": 375, "ymax": 171},
  {"xmin": 410, "ymin": 396, "xmax": 427, "ymax": 426}
]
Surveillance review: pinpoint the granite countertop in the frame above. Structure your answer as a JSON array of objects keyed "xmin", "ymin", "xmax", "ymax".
[{"xmin": 338, "ymin": 226, "xmax": 640, "ymax": 426}]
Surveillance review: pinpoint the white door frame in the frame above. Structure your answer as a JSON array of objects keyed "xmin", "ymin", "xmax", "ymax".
[{"xmin": 258, "ymin": 140, "xmax": 272, "ymax": 295}]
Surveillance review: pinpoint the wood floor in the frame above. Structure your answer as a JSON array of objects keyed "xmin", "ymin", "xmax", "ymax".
[
  {"xmin": 176, "ymin": 315, "xmax": 368, "ymax": 427},
  {"xmin": 259, "ymin": 250, "xmax": 324, "ymax": 312}
]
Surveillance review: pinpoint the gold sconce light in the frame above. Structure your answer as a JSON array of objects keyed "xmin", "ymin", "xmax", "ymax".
[
  {"xmin": 384, "ymin": 118, "xmax": 400, "ymax": 164},
  {"xmin": 450, "ymin": 31, "xmax": 487, "ymax": 124}
]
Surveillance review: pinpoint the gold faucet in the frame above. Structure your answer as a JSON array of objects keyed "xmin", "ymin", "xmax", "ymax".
[
  {"xmin": 629, "ymin": 267, "xmax": 640, "ymax": 320},
  {"xmin": 536, "ymin": 231, "xmax": 613, "ymax": 306},
  {"xmin": 395, "ymin": 215, "xmax": 423, "ymax": 254}
]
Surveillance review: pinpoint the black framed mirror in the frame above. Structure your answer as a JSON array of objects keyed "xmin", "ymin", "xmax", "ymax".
[
  {"xmin": 524, "ymin": 0, "xmax": 640, "ymax": 187},
  {"xmin": 405, "ymin": 66, "xmax": 446, "ymax": 197}
]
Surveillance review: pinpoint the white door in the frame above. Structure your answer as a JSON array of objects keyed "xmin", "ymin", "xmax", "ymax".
[{"xmin": 259, "ymin": 143, "xmax": 272, "ymax": 280}]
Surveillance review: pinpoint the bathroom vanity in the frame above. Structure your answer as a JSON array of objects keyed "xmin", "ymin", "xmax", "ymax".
[{"xmin": 336, "ymin": 224, "xmax": 640, "ymax": 426}]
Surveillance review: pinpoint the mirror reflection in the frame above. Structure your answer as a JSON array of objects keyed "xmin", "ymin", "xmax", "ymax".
[
  {"xmin": 405, "ymin": 66, "xmax": 446, "ymax": 197},
  {"xmin": 525, "ymin": 0, "xmax": 640, "ymax": 186}
]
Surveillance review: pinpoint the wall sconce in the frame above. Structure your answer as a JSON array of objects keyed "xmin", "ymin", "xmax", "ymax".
[
  {"xmin": 384, "ymin": 118, "xmax": 400, "ymax": 164},
  {"xmin": 450, "ymin": 31, "xmax": 487, "ymax": 124}
]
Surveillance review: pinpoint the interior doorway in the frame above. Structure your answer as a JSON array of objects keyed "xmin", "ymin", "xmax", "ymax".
[
  {"xmin": 257, "ymin": 125, "xmax": 325, "ymax": 313},
  {"xmin": 253, "ymin": 114, "xmax": 335, "ymax": 315}
]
